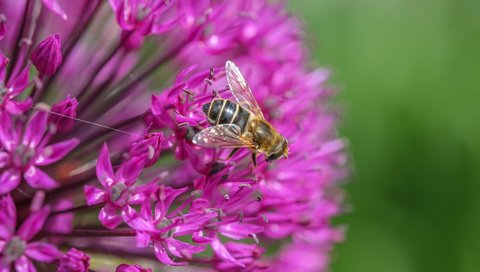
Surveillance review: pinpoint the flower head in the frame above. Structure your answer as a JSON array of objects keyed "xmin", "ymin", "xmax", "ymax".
[{"xmin": 0, "ymin": 0, "xmax": 346, "ymax": 271}]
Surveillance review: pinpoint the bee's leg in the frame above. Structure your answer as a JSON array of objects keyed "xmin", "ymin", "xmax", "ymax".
[
  {"xmin": 217, "ymin": 148, "xmax": 240, "ymax": 162},
  {"xmin": 251, "ymin": 153, "xmax": 257, "ymax": 167},
  {"xmin": 212, "ymin": 89, "xmax": 221, "ymax": 98},
  {"xmin": 228, "ymin": 148, "xmax": 240, "ymax": 159}
]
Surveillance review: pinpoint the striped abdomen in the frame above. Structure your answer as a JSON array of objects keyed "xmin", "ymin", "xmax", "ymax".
[{"xmin": 202, "ymin": 99, "xmax": 250, "ymax": 132}]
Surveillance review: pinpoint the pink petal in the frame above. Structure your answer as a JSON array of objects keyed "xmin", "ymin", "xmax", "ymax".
[
  {"xmin": 0, "ymin": 19, "xmax": 5, "ymax": 41},
  {"xmin": 0, "ymin": 194, "xmax": 16, "ymax": 240},
  {"xmin": 96, "ymin": 143, "xmax": 114, "ymax": 186},
  {"xmin": 115, "ymin": 156, "xmax": 144, "ymax": 186},
  {"xmin": 41, "ymin": 0, "xmax": 67, "ymax": 20},
  {"xmin": 0, "ymin": 112, "xmax": 18, "ymax": 152},
  {"xmin": 84, "ymin": 185, "xmax": 106, "ymax": 205},
  {"xmin": 114, "ymin": 0, "xmax": 136, "ymax": 30},
  {"xmin": 18, "ymin": 206, "xmax": 50, "ymax": 241},
  {"xmin": 7, "ymin": 64, "xmax": 29, "ymax": 96},
  {"xmin": 154, "ymin": 186, "xmax": 188, "ymax": 220},
  {"xmin": 218, "ymin": 222, "xmax": 264, "ymax": 240},
  {"xmin": 34, "ymin": 138, "xmax": 79, "ymax": 166},
  {"xmin": 153, "ymin": 241, "xmax": 187, "ymax": 266},
  {"xmin": 173, "ymin": 213, "xmax": 217, "ymax": 236},
  {"xmin": 128, "ymin": 183, "xmax": 157, "ymax": 204},
  {"xmin": 192, "ymin": 231, "xmax": 213, "ymax": 244},
  {"xmin": 165, "ymin": 238, "xmax": 206, "ymax": 258},
  {"xmin": 22, "ymin": 111, "xmax": 47, "ymax": 149},
  {"xmin": 99, "ymin": 205, "xmax": 122, "ymax": 229},
  {"xmin": 0, "ymin": 240, "xmax": 5, "ymax": 253},
  {"xmin": 0, "ymin": 151, "xmax": 8, "ymax": 168},
  {"xmin": 14, "ymin": 256, "xmax": 36, "ymax": 272},
  {"xmin": 5, "ymin": 98, "xmax": 33, "ymax": 115},
  {"xmin": 0, "ymin": 52, "xmax": 8, "ymax": 81},
  {"xmin": 0, "ymin": 169, "xmax": 21, "ymax": 195},
  {"xmin": 121, "ymin": 205, "xmax": 155, "ymax": 232},
  {"xmin": 24, "ymin": 166, "xmax": 58, "ymax": 190},
  {"xmin": 25, "ymin": 241, "xmax": 60, "ymax": 262},
  {"xmin": 212, "ymin": 236, "xmax": 245, "ymax": 267}
]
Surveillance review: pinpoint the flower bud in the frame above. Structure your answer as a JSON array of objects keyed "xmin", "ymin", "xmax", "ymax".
[
  {"xmin": 128, "ymin": 133, "xmax": 163, "ymax": 167},
  {"xmin": 116, "ymin": 264, "xmax": 152, "ymax": 272},
  {"xmin": 58, "ymin": 248, "xmax": 90, "ymax": 272},
  {"xmin": 30, "ymin": 34, "xmax": 62, "ymax": 76},
  {"xmin": 49, "ymin": 96, "xmax": 78, "ymax": 132}
]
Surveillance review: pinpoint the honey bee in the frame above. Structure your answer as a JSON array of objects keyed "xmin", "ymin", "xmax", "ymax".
[{"xmin": 193, "ymin": 60, "xmax": 289, "ymax": 165}]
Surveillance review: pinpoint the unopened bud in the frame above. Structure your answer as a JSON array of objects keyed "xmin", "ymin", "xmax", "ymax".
[{"xmin": 30, "ymin": 34, "xmax": 62, "ymax": 76}]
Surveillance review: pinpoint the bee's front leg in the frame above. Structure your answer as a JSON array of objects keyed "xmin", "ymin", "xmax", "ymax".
[
  {"xmin": 228, "ymin": 148, "xmax": 240, "ymax": 159},
  {"xmin": 217, "ymin": 148, "xmax": 240, "ymax": 162},
  {"xmin": 251, "ymin": 152, "xmax": 257, "ymax": 167}
]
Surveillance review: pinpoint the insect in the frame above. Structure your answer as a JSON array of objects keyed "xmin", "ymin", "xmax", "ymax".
[{"xmin": 192, "ymin": 60, "xmax": 289, "ymax": 165}]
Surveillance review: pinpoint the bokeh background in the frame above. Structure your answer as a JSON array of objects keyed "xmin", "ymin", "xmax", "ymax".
[{"xmin": 290, "ymin": 1, "xmax": 480, "ymax": 271}]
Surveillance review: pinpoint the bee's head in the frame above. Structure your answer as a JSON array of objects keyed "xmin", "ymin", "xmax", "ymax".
[{"xmin": 266, "ymin": 135, "xmax": 289, "ymax": 162}]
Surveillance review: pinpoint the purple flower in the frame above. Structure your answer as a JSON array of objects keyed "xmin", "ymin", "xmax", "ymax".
[
  {"xmin": 84, "ymin": 143, "xmax": 148, "ymax": 229},
  {"xmin": 49, "ymin": 95, "xmax": 78, "ymax": 133},
  {"xmin": 30, "ymin": 34, "xmax": 63, "ymax": 76},
  {"xmin": 0, "ymin": 194, "xmax": 60, "ymax": 271},
  {"xmin": 0, "ymin": 54, "xmax": 32, "ymax": 115},
  {"xmin": 116, "ymin": 263, "xmax": 152, "ymax": 272},
  {"xmin": 122, "ymin": 186, "xmax": 210, "ymax": 266},
  {"xmin": 128, "ymin": 133, "xmax": 163, "ymax": 167},
  {"xmin": 58, "ymin": 248, "xmax": 90, "ymax": 272},
  {"xmin": 215, "ymin": 242, "xmax": 267, "ymax": 271},
  {"xmin": 0, "ymin": 1, "xmax": 346, "ymax": 271},
  {"xmin": 0, "ymin": 110, "xmax": 79, "ymax": 194}
]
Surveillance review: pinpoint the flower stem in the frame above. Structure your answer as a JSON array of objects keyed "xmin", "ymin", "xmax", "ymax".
[
  {"xmin": 45, "ymin": 228, "xmax": 137, "ymax": 237},
  {"xmin": 6, "ymin": 0, "xmax": 30, "ymax": 81},
  {"xmin": 36, "ymin": 1, "xmax": 103, "ymax": 102},
  {"xmin": 50, "ymin": 202, "xmax": 104, "ymax": 216},
  {"xmin": 84, "ymin": 36, "xmax": 192, "ymax": 121},
  {"xmin": 7, "ymin": 0, "xmax": 40, "ymax": 81},
  {"xmin": 76, "ymin": 31, "xmax": 132, "ymax": 104}
]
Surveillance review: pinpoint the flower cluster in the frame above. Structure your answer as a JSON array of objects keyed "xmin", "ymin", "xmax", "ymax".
[{"xmin": 0, "ymin": 0, "xmax": 346, "ymax": 271}]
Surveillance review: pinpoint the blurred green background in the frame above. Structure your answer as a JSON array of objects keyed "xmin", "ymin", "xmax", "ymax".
[{"xmin": 290, "ymin": 0, "xmax": 480, "ymax": 271}]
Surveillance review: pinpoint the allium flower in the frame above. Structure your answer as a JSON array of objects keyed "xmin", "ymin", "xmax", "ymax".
[
  {"xmin": 0, "ymin": 110, "xmax": 79, "ymax": 194},
  {"xmin": 0, "ymin": 194, "xmax": 60, "ymax": 271},
  {"xmin": 0, "ymin": 1, "xmax": 347, "ymax": 271}
]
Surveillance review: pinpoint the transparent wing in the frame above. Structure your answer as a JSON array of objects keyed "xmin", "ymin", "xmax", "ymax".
[
  {"xmin": 192, "ymin": 124, "xmax": 255, "ymax": 149},
  {"xmin": 225, "ymin": 60, "xmax": 265, "ymax": 118}
]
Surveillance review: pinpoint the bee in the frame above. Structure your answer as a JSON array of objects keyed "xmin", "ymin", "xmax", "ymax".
[{"xmin": 192, "ymin": 60, "xmax": 288, "ymax": 165}]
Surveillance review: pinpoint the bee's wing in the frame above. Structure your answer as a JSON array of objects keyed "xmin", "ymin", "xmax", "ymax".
[
  {"xmin": 192, "ymin": 124, "xmax": 255, "ymax": 148},
  {"xmin": 225, "ymin": 60, "xmax": 265, "ymax": 119}
]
